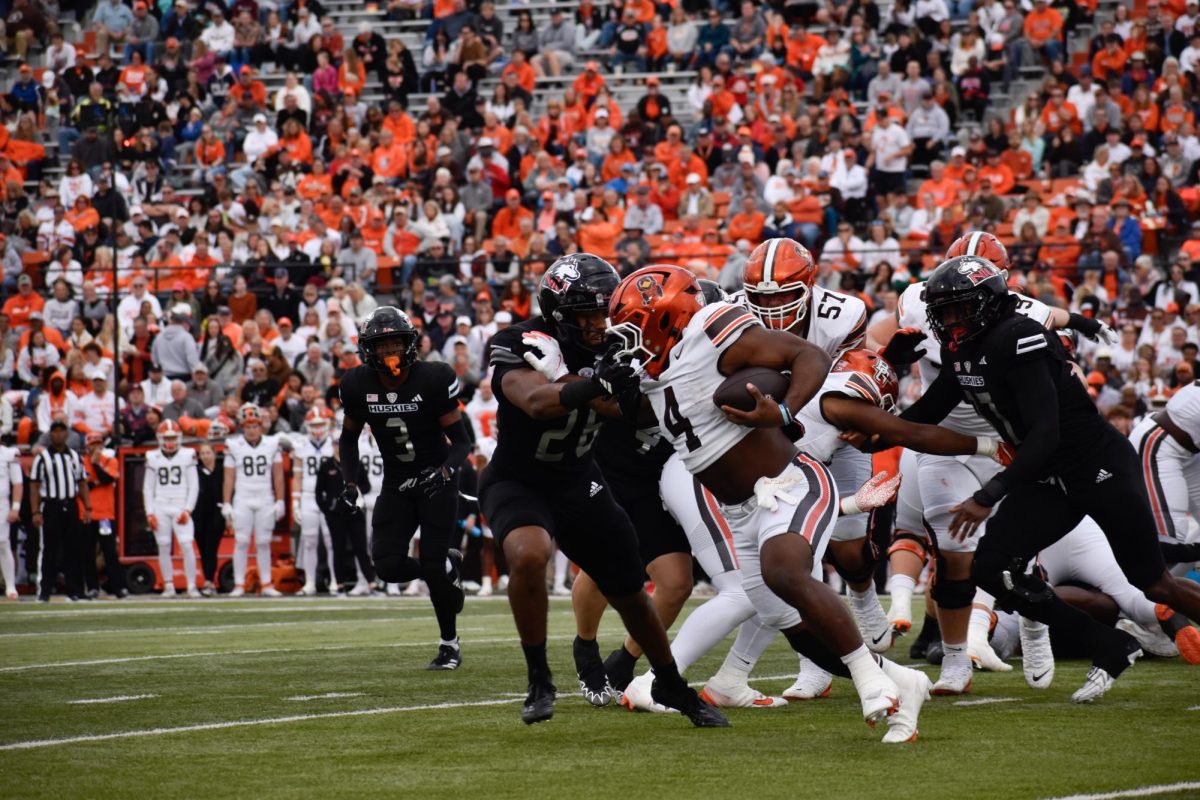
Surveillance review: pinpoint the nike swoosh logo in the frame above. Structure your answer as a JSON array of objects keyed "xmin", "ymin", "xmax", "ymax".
[
  {"xmin": 871, "ymin": 631, "xmax": 890, "ymax": 645},
  {"xmin": 1032, "ymin": 670, "xmax": 1050, "ymax": 682}
]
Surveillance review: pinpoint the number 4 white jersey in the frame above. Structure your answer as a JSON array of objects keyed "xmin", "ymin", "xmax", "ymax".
[
  {"xmin": 143, "ymin": 448, "xmax": 199, "ymax": 510},
  {"xmin": 226, "ymin": 434, "xmax": 283, "ymax": 499},
  {"xmin": 644, "ymin": 302, "xmax": 762, "ymax": 473},
  {"xmin": 897, "ymin": 281, "xmax": 1055, "ymax": 436},
  {"xmin": 289, "ymin": 436, "xmax": 333, "ymax": 498}
]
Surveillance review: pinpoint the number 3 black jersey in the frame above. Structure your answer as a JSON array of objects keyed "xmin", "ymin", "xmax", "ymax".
[
  {"xmin": 488, "ymin": 318, "xmax": 603, "ymax": 486},
  {"xmin": 339, "ymin": 362, "xmax": 460, "ymax": 486}
]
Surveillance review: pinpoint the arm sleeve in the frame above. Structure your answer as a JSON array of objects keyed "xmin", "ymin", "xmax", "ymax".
[
  {"xmin": 339, "ymin": 424, "xmax": 361, "ymax": 485},
  {"xmin": 899, "ymin": 367, "xmax": 963, "ymax": 425},
  {"xmin": 442, "ymin": 417, "xmax": 472, "ymax": 473},
  {"xmin": 974, "ymin": 356, "xmax": 1060, "ymax": 505}
]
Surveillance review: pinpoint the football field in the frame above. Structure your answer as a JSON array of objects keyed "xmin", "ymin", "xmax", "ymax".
[{"xmin": 1, "ymin": 596, "xmax": 1198, "ymax": 800}]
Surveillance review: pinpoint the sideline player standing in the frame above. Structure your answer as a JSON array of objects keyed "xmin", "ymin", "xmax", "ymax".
[
  {"xmin": 290, "ymin": 408, "xmax": 336, "ymax": 596},
  {"xmin": 144, "ymin": 420, "xmax": 200, "ymax": 597},
  {"xmin": 901, "ymin": 255, "xmax": 1200, "ymax": 702},
  {"xmin": 481, "ymin": 254, "xmax": 727, "ymax": 727},
  {"xmin": 222, "ymin": 404, "xmax": 286, "ymax": 597},
  {"xmin": 0, "ymin": 437, "xmax": 24, "ymax": 600},
  {"xmin": 338, "ymin": 307, "xmax": 470, "ymax": 670}
]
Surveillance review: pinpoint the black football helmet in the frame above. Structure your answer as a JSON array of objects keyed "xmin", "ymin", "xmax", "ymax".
[
  {"xmin": 923, "ymin": 255, "xmax": 1011, "ymax": 348},
  {"xmin": 358, "ymin": 306, "xmax": 419, "ymax": 375},
  {"xmin": 697, "ymin": 278, "xmax": 728, "ymax": 305},
  {"xmin": 538, "ymin": 253, "xmax": 619, "ymax": 352}
]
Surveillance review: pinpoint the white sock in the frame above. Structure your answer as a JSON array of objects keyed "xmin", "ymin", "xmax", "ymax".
[
  {"xmin": 716, "ymin": 615, "xmax": 779, "ymax": 683},
  {"xmin": 841, "ymin": 644, "xmax": 886, "ymax": 692},
  {"xmin": 888, "ymin": 574, "xmax": 916, "ymax": 619},
  {"xmin": 233, "ymin": 539, "xmax": 249, "ymax": 586},
  {"xmin": 553, "ymin": 550, "xmax": 568, "ymax": 589},
  {"xmin": 941, "ymin": 640, "xmax": 970, "ymax": 673},
  {"xmin": 481, "ymin": 575, "xmax": 493, "ymax": 591},
  {"xmin": 301, "ymin": 535, "xmax": 318, "ymax": 585},
  {"xmin": 181, "ymin": 542, "xmax": 197, "ymax": 590},
  {"xmin": 157, "ymin": 543, "xmax": 174, "ymax": 588},
  {"xmin": 0, "ymin": 534, "xmax": 15, "ymax": 592},
  {"xmin": 255, "ymin": 536, "xmax": 271, "ymax": 588},
  {"xmin": 969, "ymin": 607, "xmax": 994, "ymax": 641},
  {"xmin": 441, "ymin": 637, "xmax": 460, "ymax": 650},
  {"xmin": 849, "ymin": 584, "xmax": 880, "ymax": 611},
  {"xmin": 669, "ymin": 571, "xmax": 756, "ymax": 673}
]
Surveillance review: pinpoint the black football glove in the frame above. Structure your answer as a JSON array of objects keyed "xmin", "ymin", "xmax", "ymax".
[
  {"xmin": 881, "ymin": 327, "xmax": 928, "ymax": 370},
  {"xmin": 594, "ymin": 343, "xmax": 639, "ymax": 396},
  {"xmin": 417, "ymin": 465, "xmax": 452, "ymax": 498},
  {"xmin": 339, "ymin": 483, "xmax": 362, "ymax": 514}
]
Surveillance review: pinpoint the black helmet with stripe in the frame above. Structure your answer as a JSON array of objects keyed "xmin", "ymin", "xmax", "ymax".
[
  {"xmin": 923, "ymin": 255, "xmax": 1011, "ymax": 349},
  {"xmin": 538, "ymin": 253, "xmax": 620, "ymax": 353},
  {"xmin": 358, "ymin": 306, "xmax": 419, "ymax": 376}
]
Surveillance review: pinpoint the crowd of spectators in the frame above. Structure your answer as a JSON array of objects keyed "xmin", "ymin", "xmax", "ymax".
[{"xmin": 0, "ymin": 0, "xmax": 1195, "ymax": 455}]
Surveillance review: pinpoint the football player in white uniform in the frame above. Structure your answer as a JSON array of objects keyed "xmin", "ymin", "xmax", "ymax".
[
  {"xmin": 0, "ymin": 442, "xmax": 24, "ymax": 600},
  {"xmin": 609, "ymin": 265, "xmax": 947, "ymax": 742},
  {"xmin": 222, "ymin": 404, "xmax": 286, "ymax": 597},
  {"xmin": 358, "ymin": 428, "xmax": 390, "ymax": 596},
  {"xmin": 291, "ymin": 408, "xmax": 335, "ymax": 596},
  {"xmin": 868, "ymin": 232, "xmax": 1119, "ymax": 693},
  {"xmin": 143, "ymin": 420, "xmax": 200, "ymax": 598}
]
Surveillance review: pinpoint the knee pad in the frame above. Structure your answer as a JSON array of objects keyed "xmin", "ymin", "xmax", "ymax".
[
  {"xmin": 888, "ymin": 530, "xmax": 930, "ymax": 562},
  {"xmin": 931, "ymin": 576, "xmax": 974, "ymax": 609}
]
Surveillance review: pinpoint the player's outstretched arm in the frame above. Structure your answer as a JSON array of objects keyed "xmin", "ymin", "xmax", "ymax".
[
  {"xmin": 718, "ymin": 325, "xmax": 832, "ymax": 426},
  {"xmin": 826, "ymin": 395, "xmax": 998, "ymax": 457},
  {"xmin": 899, "ymin": 367, "xmax": 964, "ymax": 426}
]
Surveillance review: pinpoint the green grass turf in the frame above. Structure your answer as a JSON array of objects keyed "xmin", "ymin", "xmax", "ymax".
[{"xmin": 1, "ymin": 596, "xmax": 1198, "ymax": 800}]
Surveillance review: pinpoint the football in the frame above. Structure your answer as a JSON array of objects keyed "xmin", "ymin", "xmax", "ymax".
[{"xmin": 713, "ymin": 367, "xmax": 791, "ymax": 412}]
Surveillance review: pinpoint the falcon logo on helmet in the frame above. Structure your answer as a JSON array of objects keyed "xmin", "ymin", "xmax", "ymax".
[
  {"xmin": 742, "ymin": 238, "xmax": 819, "ymax": 332},
  {"xmin": 157, "ymin": 419, "xmax": 183, "ymax": 453},
  {"xmin": 608, "ymin": 265, "xmax": 705, "ymax": 377},
  {"xmin": 833, "ymin": 350, "xmax": 900, "ymax": 414}
]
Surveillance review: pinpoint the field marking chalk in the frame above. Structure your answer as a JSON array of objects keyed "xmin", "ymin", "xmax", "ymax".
[
  {"xmin": 285, "ymin": 692, "xmax": 365, "ymax": 702},
  {"xmin": 1041, "ymin": 781, "xmax": 1200, "ymax": 800},
  {"xmin": 0, "ymin": 698, "xmax": 520, "ymax": 752},
  {"xmin": 67, "ymin": 694, "xmax": 158, "ymax": 705},
  {"xmin": 953, "ymin": 697, "xmax": 1019, "ymax": 707}
]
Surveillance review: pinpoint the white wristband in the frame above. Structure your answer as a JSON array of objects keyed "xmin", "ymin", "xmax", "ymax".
[
  {"xmin": 975, "ymin": 437, "xmax": 999, "ymax": 457},
  {"xmin": 840, "ymin": 496, "xmax": 861, "ymax": 516}
]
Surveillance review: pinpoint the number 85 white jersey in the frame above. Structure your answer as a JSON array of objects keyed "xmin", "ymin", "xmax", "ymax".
[
  {"xmin": 643, "ymin": 302, "xmax": 762, "ymax": 473},
  {"xmin": 226, "ymin": 434, "xmax": 282, "ymax": 498}
]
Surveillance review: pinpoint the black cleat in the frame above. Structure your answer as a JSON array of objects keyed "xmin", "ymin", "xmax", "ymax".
[
  {"xmin": 603, "ymin": 646, "xmax": 636, "ymax": 695},
  {"xmin": 426, "ymin": 644, "xmax": 462, "ymax": 671},
  {"xmin": 446, "ymin": 549, "xmax": 465, "ymax": 613},
  {"xmin": 575, "ymin": 637, "xmax": 614, "ymax": 706},
  {"xmin": 924, "ymin": 640, "xmax": 944, "ymax": 666},
  {"xmin": 521, "ymin": 681, "xmax": 556, "ymax": 724},
  {"xmin": 651, "ymin": 679, "xmax": 731, "ymax": 728}
]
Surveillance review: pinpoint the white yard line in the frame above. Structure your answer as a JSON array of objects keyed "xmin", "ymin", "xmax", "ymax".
[
  {"xmin": 0, "ymin": 698, "xmax": 521, "ymax": 752},
  {"xmin": 66, "ymin": 694, "xmax": 158, "ymax": 705},
  {"xmin": 285, "ymin": 692, "xmax": 365, "ymax": 702},
  {"xmin": 1041, "ymin": 782, "xmax": 1200, "ymax": 800},
  {"xmin": 953, "ymin": 697, "xmax": 1019, "ymax": 707}
]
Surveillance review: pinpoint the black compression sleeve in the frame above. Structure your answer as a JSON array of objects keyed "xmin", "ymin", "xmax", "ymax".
[
  {"xmin": 442, "ymin": 417, "xmax": 472, "ymax": 473},
  {"xmin": 339, "ymin": 423, "xmax": 361, "ymax": 486},
  {"xmin": 1066, "ymin": 313, "xmax": 1102, "ymax": 338},
  {"xmin": 559, "ymin": 378, "xmax": 606, "ymax": 409},
  {"xmin": 900, "ymin": 368, "xmax": 963, "ymax": 425},
  {"xmin": 973, "ymin": 357, "xmax": 1060, "ymax": 506}
]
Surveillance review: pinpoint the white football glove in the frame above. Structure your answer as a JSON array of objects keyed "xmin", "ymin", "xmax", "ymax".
[
  {"xmin": 752, "ymin": 473, "xmax": 803, "ymax": 512},
  {"xmin": 840, "ymin": 471, "xmax": 901, "ymax": 516},
  {"xmin": 219, "ymin": 503, "xmax": 234, "ymax": 523},
  {"xmin": 1094, "ymin": 322, "xmax": 1119, "ymax": 347},
  {"xmin": 521, "ymin": 331, "xmax": 568, "ymax": 382},
  {"xmin": 273, "ymin": 499, "xmax": 286, "ymax": 521}
]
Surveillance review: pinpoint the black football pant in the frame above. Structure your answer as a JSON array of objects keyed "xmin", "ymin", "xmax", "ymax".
[
  {"xmin": 973, "ymin": 430, "xmax": 1167, "ymax": 670},
  {"xmin": 327, "ymin": 507, "xmax": 375, "ymax": 588},
  {"xmin": 83, "ymin": 521, "xmax": 126, "ymax": 595},
  {"xmin": 194, "ymin": 506, "xmax": 225, "ymax": 584},
  {"xmin": 372, "ymin": 476, "xmax": 460, "ymax": 641},
  {"xmin": 38, "ymin": 500, "xmax": 85, "ymax": 601}
]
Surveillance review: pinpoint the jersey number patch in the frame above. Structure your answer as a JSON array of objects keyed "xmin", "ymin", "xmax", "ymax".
[
  {"xmin": 817, "ymin": 293, "xmax": 846, "ymax": 319},
  {"xmin": 242, "ymin": 455, "xmax": 270, "ymax": 477},
  {"xmin": 157, "ymin": 466, "xmax": 183, "ymax": 485},
  {"xmin": 663, "ymin": 386, "xmax": 702, "ymax": 452},
  {"xmin": 384, "ymin": 417, "xmax": 417, "ymax": 462},
  {"xmin": 535, "ymin": 408, "xmax": 601, "ymax": 462}
]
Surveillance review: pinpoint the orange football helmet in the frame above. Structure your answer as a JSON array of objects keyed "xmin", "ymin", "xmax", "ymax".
[
  {"xmin": 742, "ymin": 238, "xmax": 819, "ymax": 332},
  {"xmin": 832, "ymin": 350, "xmax": 900, "ymax": 414},
  {"xmin": 607, "ymin": 265, "xmax": 704, "ymax": 378},
  {"xmin": 238, "ymin": 403, "xmax": 264, "ymax": 428},
  {"xmin": 305, "ymin": 407, "xmax": 331, "ymax": 438},
  {"xmin": 208, "ymin": 415, "xmax": 233, "ymax": 440},
  {"xmin": 157, "ymin": 419, "xmax": 182, "ymax": 453},
  {"xmin": 946, "ymin": 231, "xmax": 1010, "ymax": 272}
]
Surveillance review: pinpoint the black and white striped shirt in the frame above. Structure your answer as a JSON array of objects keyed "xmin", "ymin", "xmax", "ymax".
[{"xmin": 32, "ymin": 447, "xmax": 85, "ymax": 501}]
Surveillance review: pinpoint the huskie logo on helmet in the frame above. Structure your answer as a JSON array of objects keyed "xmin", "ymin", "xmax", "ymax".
[
  {"xmin": 955, "ymin": 256, "xmax": 1000, "ymax": 285},
  {"xmin": 544, "ymin": 261, "xmax": 582, "ymax": 294}
]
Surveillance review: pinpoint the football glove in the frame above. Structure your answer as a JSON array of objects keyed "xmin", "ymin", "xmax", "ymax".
[
  {"xmin": 273, "ymin": 499, "xmax": 286, "ymax": 521},
  {"xmin": 339, "ymin": 484, "xmax": 363, "ymax": 514},
  {"xmin": 176, "ymin": 510, "xmax": 190, "ymax": 524},
  {"xmin": 840, "ymin": 471, "xmax": 902, "ymax": 516},
  {"xmin": 147, "ymin": 514, "xmax": 159, "ymax": 531},
  {"xmin": 417, "ymin": 465, "xmax": 452, "ymax": 498},
  {"xmin": 219, "ymin": 503, "xmax": 234, "ymax": 524},
  {"xmin": 1091, "ymin": 322, "xmax": 1119, "ymax": 346},
  {"xmin": 594, "ymin": 344, "xmax": 638, "ymax": 396},
  {"xmin": 522, "ymin": 331, "xmax": 568, "ymax": 382},
  {"xmin": 751, "ymin": 473, "xmax": 804, "ymax": 512},
  {"xmin": 880, "ymin": 327, "xmax": 928, "ymax": 370}
]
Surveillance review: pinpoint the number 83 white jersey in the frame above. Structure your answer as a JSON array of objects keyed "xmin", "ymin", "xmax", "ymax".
[
  {"xmin": 226, "ymin": 434, "xmax": 282, "ymax": 498},
  {"xmin": 144, "ymin": 447, "xmax": 199, "ymax": 509}
]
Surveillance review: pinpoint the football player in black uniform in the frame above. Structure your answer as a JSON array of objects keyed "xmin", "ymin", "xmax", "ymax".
[
  {"xmin": 897, "ymin": 255, "xmax": 1200, "ymax": 702},
  {"xmin": 339, "ymin": 307, "xmax": 472, "ymax": 671},
  {"xmin": 480, "ymin": 253, "xmax": 727, "ymax": 727}
]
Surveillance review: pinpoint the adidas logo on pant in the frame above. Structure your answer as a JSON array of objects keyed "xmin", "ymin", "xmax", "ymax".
[{"xmin": 1095, "ymin": 469, "xmax": 1112, "ymax": 483}]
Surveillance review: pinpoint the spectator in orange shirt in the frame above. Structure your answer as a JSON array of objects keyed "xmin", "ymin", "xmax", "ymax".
[
  {"xmin": 492, "ymin": 188, "xmax": 532, "ymax": 240},
  {"xmin": 534, "ymin": 98, "xmax": 574, "ymax": 157},
  {"xmin": 1091, "ymin": 34, "xmax": 1128, "ymax": 81},
  {"xmin": 1039, "ymin": 218, "xmax": 1082, "ymax": 275},
  {"xmin": 654, "ymin": 124, "xmax": 685, "ymax": 166},
  {"xmin": 339, "ymin": 47, "xmax": 368, "ymax": 97},
  {"xmin": 1023, "ymin": 0, "xmax": 1064, "ymax": 63},
  {"xmin": 2, "ymin": 274, "xmax": 45, "ymax": 329},
  {"xmin": 275, "ymin": 119, "xmax": 313, "ymax": 165},
  {"xmin": 1040, "ymin": 87, "xmax": 1082, "ymax": 136},
  {"xmin": 502, "ymin": 50, "xmax": 536, "ymax": 94},
  {"xmin": 917, "ymin": 160, "xmax": 962, "ymax": 207},
  {"xmin": 727, "ymin": 194, "xmax": 766, "ymax": 242},
  {"xmin": 230, "ymin": 66, "xmax": 268, "ymax": 111},
  {"xmin": 786, "ymin": 23, "xmax": 826, "ymax": 79},
  {"xmin": 572, "ymin": 61, "xmax": 607, "ymax": 106},
  {"xmin": 382, "ymin": 100, "xmax": 416, "ymax": 146},
  {"xmin": 978, "ymin": 150, "xmax": 1016, "ymax": 195}
]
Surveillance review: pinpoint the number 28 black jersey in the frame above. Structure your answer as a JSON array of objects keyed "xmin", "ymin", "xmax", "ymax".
[
  {"xmin": 339, "ymin": 362, "xmax": 460, "ymax": 486},
  {"xmin": 488, "ymin": 318, "xmax": 603, "ymax": 486}
]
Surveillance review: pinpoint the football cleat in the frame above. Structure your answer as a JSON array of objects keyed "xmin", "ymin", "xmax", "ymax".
[
  {"xmin": 521, "ymin": 681, "xmax": 556, "ymax": 725},
  {"xmin": 575, "ymin": 638, "xmax": 614, "ymax": 707},
  {"xmin": 881, "ymin": 661, "xmax": 933, "ymax": 744},
  {"xmin": 447, "ymin": 549, "xmax": 465, "ymax": 613},
  {"xmin": 1115, "ymin": 619, "xmax": 1179, "ymax": 659},
  {"xmin": 187, "ymin": 588, "xmax": 203, "ymax": 599},
  {"xmin": 969, "ymin": 628, "xmax": 1014, "ymax": 672},
  {"xmin": 650, "ymin": 679, "xmax": 731, "ymax": 728},
  {"xmin": 1019, "ymin": 618, "xmax": 1055, "ymax": 689},
  {"xmin": 700, "ymin": 679, "xmax": 788, "ymax": 709},
  {"xmin": 6, "ymin": 590, "xmax": 17, "ymax": 601},
  {"xmin": 931, "ymin": 667, "xmax": 972, "ymax": 696},
  {"xmin": 1175, "ymin": 626, "xmax": 1200, "ymax": 665},
  {"xmin": 261, "ymin": 586, "xmax": 283, "ymax": 597},
  {"xmin": 782, "ymin": 656, "xmax": 833, "ymax": 700},
  {"xmin": 853, "ymin": 598, "xmax": 895, "ymax": 653},
  {"xmin": 161, "ymin": 586, "xmax": 177, "ymax": 599},
  {"xmin": 348, "ymin": 582, "xmax": 372, "ymax": 597},
  {"xmin": 1071, "ymin": 666, "xmax": 1116, "ymax": 704},
  {"xmin": 603, "ymin": 647, "xmax": 636, "ymax": 695},
  {"xmin": 386, "ymin": 583, "xmax": 403, "ymax": 597},
  {"xmin": 229, "ymin": 587, "xmax": 246, "ymax": 597},
  {"xmin": 924, "ymin": 640, "xmax": 945, "ymax": 665},
  {"xmin": 427, "ymin": 644, "xmax": 462, "ymax": 671},
  {"xmin": 300, "ymin": 584, "xmax": 317, "ymax": 597},
  {"xmin": 855, "ymin": 670, "xmax": 901, "ymax": 727},
  {"xmin": 620, "ymin": 672, "xmax": 672, "ymax": 713}
]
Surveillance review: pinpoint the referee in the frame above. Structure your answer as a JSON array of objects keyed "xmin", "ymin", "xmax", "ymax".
[{"xmin": 31, "ymin": 421, "xmax": 93, "ymax": 602}]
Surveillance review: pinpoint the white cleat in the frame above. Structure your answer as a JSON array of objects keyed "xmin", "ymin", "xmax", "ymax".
[
  {"xmin": 1116, "ymin": 619, "xmax": 1179, "ymax": 658},
  {"xmin": 229, "ymin": 587, "xmax": 246, "ymax": 597},
  {"xmin": 161, "ymin": 586, "xmax": 177, "ymax": 599},
  {"xmin": 969, "ymin": 629, "xmax": 1014, "ymax": 672},
  {"xmin": 1019, "ymin": 618, "xmax": 1055, "ymax": 689},
  {"xmin": 386, "ymin": 583, "xmax": 403, "ymax": 597},
  {"xmin": 348, "ymin": 582, "xmax": 372, "ymax": 597},
  {"xmin": 6, "ymin": 590, "xmax": 18, "ymax": 601},
  {"xmin": 300, "ymin": 584, "xmax": 317, "ymax": 597},
  {"xmin": 187, "ymin": 588, "xmax": 203, "ymax": 599},
  {"xmin": 881, "ymin": 662, "xmax": 932, "ymax": 743},
  {"xmin": 931, "ymin": 666, "xmax": 972, "ymax": 696},
  {"xmin": 700, "ymin": 678, "xmax": 788, "ymax": 708},
  {"xmin": 551, "ymin": 584, "xmax": 571, "ymax": 597},
  {"xmin": 853, "ymin": 599, "xmax": 895, "ymax": 653},
  {"xmin": 619, "ymin": 672, "xmax": 674, "ymax": 713},
  {"xmin": 854, "ymin": 670, "xmax": 900, "ymax": 727},
  {"xmin": 1071, "ymin": 666, "xmax": 1116, "ymax": 704},
  {"xmin": 782, "ymin": 656, "xmax": 833, "ymax": 700},
  {"xmin": 477, "ymin": 579, "xmax": 493, "ymax": 598},
  {"xmin": 260, "ymin": 586, "xmax": 283, "ymax": 597},
  {"xmin": 402, "ymin": 580, "xmax": 424, "ymax": 596}
]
